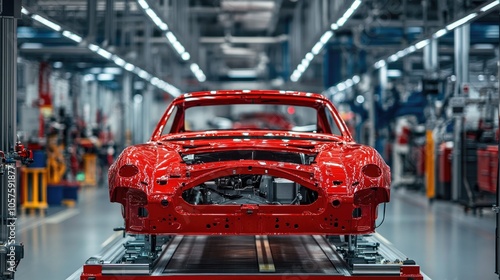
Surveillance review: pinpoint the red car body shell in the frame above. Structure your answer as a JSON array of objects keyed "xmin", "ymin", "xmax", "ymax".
[{"xmin": 109, "ymin": 90, "xmax": 390, "ymax": 235}]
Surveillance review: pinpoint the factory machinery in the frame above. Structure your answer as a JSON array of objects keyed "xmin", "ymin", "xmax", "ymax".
[{"xmin": 71, "ymin": 231, "xmax": 425, "ymax": 279}]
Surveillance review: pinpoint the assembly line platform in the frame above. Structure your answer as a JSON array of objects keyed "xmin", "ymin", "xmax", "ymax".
[{"xmin": 71, "ymin": 233, "xmax": 426, "ymax": 280}]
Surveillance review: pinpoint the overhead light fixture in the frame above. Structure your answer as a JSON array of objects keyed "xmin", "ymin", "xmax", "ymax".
[
  {"xmin": 97, "ymin": 73, "xmax": 114, "ymax": 81},
  {"xmin": 352, "ymin": 75, "xmax": 361, "ymax": 84},
  {"xmin": 319, "ymin": 31, "xmax": 333, "ymax": 44},
  {"xmin": 88, "ymin": 44, "xmax": 99, "ymax": 52},
  {"xmin": 433, "ymin": 28, "xmax": 448, "ymax": 39},
  {"xmin": 136, "ymin": 0, "xmax": 205, "ymax": 82},
  {"xmin": 480, "ymin": 0, "xmax": 499, "ymax": 12},
  {"xmin": 137, "ymin": 0, "xmax": 149, "ymax": 9},
  {"xmin": 124, "ymin": 63, "xmax": 136, "ymax": 72},
  {"xmin": 136, "ymin": 68, "xmax": 152, "ymax": 81},
  {"xmin": 446, "ymin": 13, "xmax": 477, "ymax": 30},
  {"xmin": 112, "ymin": 56, "xmax": 126, "ymax": 67},
  {"xmin": 305, "ymin": 52, "xmax": 314, "ymax": 61},
  {"xmin": 336, "ymin": 83, "xmax": 346, "ymax": 91},
  {"xmin": 62, "ymin": 30, "xmax": 83, "ymax": 43},
  {"xmin": 374, "ymin": 60, "xmax": 386, "ymax": 69},
  {"xmin": 387, "ymin": 69, "xmax": 402, "ymax": 77},
  {"xmin": 388, "ymin": 54, "xmax": 398, "ymax": 62},
  {"xmin": 181, "ymin": 52, "xmax": 191, "ymax": 61},
  {"xmin": 31, "ymin": 14, "xmax": 61, "ymax": 31},
  {"xmin": 96, "ymin": 48, "xmax": 113, "ymax": 59},
  {"xmin": 311, "ymin": 42, "xmax": 324, "ymax": 55},
  {"xmin": 190, "ymin": 63, "xmax": 200, "ymax": 73},
  {"xmin": 227, "ymin": 69, "xmax": 257, "ymax": 79},
  {"xmin": 414, "ymin": 39, "xmax": 430, "ymax": 50},
  {"xmin": 24, "ymin": 5, "xmax": 182, "ymax": 97},
  {"xmin": 290, "ymin": 0, "xmax": 363, "ymax": 82}
]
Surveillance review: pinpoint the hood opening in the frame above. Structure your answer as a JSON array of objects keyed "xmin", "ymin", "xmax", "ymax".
[{"xmin": 181, "ymin": 150, "xmax": 317, "ymax": 165}]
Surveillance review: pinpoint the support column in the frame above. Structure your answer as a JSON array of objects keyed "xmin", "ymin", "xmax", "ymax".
[
  {"xmin": 105, "ymin": 0, "xmax": 116, "ymax": 46},
  {"xmin": 451, "ymin": 24, "xmax": 470, "ymax": 202},
  {"xmin": 0, "ymin": 1, "xmax": 21, "ymax": 278},
  {"xmin": 87, "ymin": 0, "xmax": 97, "ymax": 42},
  {"xmin": 121, "ymin": 73, "xmax": 132, "ymax": 148},
  {"xmin": 323, "ymin": 46, "xmax": 342, "ymax": 89}
]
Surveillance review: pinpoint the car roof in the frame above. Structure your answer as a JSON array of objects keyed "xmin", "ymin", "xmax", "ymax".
[{"xmin": 178, "ymin": 90, "xmax": 329, "ymax": 102}]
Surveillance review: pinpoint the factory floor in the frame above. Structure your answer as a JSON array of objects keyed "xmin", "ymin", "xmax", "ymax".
[{"xmin": 14, "ymin": 184, "xmax": 497, "ymax": 280}]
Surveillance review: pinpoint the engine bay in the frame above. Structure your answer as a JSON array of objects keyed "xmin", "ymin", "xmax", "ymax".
[{"xmin": 182, "ymin": 175, "xmax": 318, "ymax": 205}]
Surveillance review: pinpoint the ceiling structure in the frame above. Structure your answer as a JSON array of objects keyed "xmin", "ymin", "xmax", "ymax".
[{"xmin": 18, "ymin": 0, "xmax": 499, "ymax": 95}]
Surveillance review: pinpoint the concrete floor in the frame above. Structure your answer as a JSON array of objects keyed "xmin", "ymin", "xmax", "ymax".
[{"xmin": 13, "ymin": 185, "xmax": 498, "ymax": 280}]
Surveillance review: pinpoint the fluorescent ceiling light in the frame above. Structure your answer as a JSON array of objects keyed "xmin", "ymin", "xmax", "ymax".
[
  {"xmin": 88, "ymin": 44, "xmax": 100, "ymax": 52},
  {"xmin": 331, "ymin": 23, "xmax": 339, "ymax": 30},
  {"xmin": 374, "ymin": 60, "xmax": 386, "ymax": 69},
  {"xmin": 172, "ymin": 41, "xmax": 185, "ymax": 54},
  {"xmin": 387, "ymin": 69, "xmax": 402, "ymax": 77},
  {"xmin": 112, "ymin": 56, "xmax": 126, "ymax": 67},
  {"xmin": 301, "ymin": 58, "xmax": 310, "ymax": 68},
  {"xmin": 137, "ymin": 69, "xmax": 152, "ymax": 81},
  {"xmin": 96, "ymin": 48, "xmax": 112, "ymax": 59},
  {"xmin": 124, "ymin": 63, "xmax": 136, "ymax": 72},
  {"xmin": 319, "ymin": 31, "xmax": 333, "ymax": 44},
  {"xmin": 337, "ymin": 17, "xmax": 348, "ymax": 28},
  {"xmin": 414, "ymin": 39, "xmax": 429, "ymax": 50},
  {"xmin": 137, "ymin": 0, "xmax": 149, "ymax": 9},
  {"xmin": 21, "ymin": 7, "xmax": 29, "ymax": 15},
  {"xmin": 290, "ymin": 74, "xmax": 299, "ymax": 82},
  {"xmin": 103, "ymin": 67, "xmax": 122, "ymax": 75},
  {"xmin": 297, "ymin": 64, "xmax": 305, "ymax": 73},
  {"xmin": 151, "ymin": 77, "xmax": 160, "ymax": 86},
  {"xmin": 32, "ymin": 14, "xmax": 61, "ymax": 31},
  {"xmin": 62, "ymin": 30, "xmax": 82, "ymax": 43},
  {"xmin": 97, "ymin": 73, "xmax": 114, "ymax": 81},
  {"xmin": 190, "ymin": 63, "xmax": 200, "ymax": 73},
  {"xmin": 166, "ymin": 32, "xmax": 177, "ymax": 43},
  {"xmin": 305, "ymin": 52, "xmax": 314, "ymax": 61},
  {"xmin": 145, "ymin": 8, "xmax": 163, "ymax": 27},
  {"xmin": 433, "ymin": 28, "xmax": 448, "ymax": 39},
  {"xmin": 396, "ymin": 50, "xmax": 406, "ymax": 58},
  {"xmin": 446, "ymin": 13, "xmax": 477, "ymax": 30},
  {"xmin": 480, "ymin": 0, "xmax": 500, "ymax": 12},
  {"xmin": 83, "ymin": 74, "xmax": 95, "ymax": 82},
  {"xmin": 345, "ymin": 79, "xmax": 354, "ymax": 87},
  {"xmin": 388, "ymin": 54, "xmax": 398, "ymax": 62},
  {"xmin": 405, "ymin": 45, "xmax": 417, "ymax": 53},
  {"xmin": 181, "ymin": 52, "xmax": 191, "ymax": 61},
  {"xmin": 352, "ymin": 75, "xmax": 361, "ymax": 84},
  {"xmin": 227, "ymin": 69, "xmax": 258, "ymax": 78},
  {"xmin": 336, "ymin": 83, "xmax": 346, "ymax": 91},
  {"xmin": 351, "ymin": 0, "xmax": 362, "ymax": 10},
  {"xmin": 311, "ymin": 42, "xmax": 324, "ymax": 55},
  {"xmin": 159, "ymin": 23, "xmax": 169, "ymax": 31}
]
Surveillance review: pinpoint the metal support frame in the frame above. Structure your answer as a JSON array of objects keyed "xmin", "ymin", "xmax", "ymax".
[
  {"xmin": 495, "ymin": 9, "xmax": 500, "ymax": 279},
  {"xmin": 105, "ymin": 0, "xmax": 116, "ymax": 46},
  {"xmin": 87, "ymin": 0, "xmax": 97, "ymax": 42},
  {"xmin": 451, "ymin": 24, "xmax": 470, "ymax": 202},
  {"xmin": 0, "ymin": 1, "xmax": 22, "ymax": 279}
]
